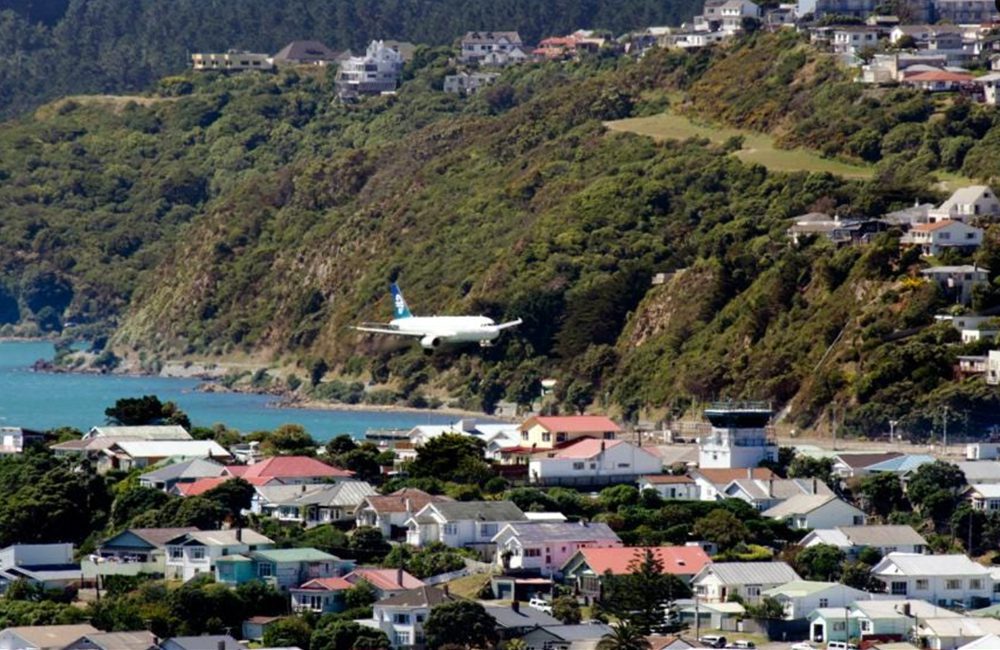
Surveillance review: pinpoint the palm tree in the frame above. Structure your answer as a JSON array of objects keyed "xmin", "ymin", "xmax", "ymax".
[{"xmin": 596, "ymin": 622, "xmax": 652, "ymax": 650}]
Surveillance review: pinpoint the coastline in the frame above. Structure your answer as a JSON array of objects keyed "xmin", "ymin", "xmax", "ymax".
[{"xmin": 270, "ymin": 396, "xmax": 510, "ymax": 421}]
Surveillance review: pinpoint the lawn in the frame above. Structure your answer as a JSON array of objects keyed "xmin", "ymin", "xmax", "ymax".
[{"xmin": 605, "ymin": 112, "xmax": 875, "ymax": 179}]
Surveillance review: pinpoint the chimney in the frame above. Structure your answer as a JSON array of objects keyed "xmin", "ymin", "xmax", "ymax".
[
  {"xmin": 512, "ymin": 600, "xmax": 520, "ymax": 613},
  {"xmin": 768, "ymin": 478, "xmax": 774, "ymax": 497},
  {"xmin": 217, "ymin": 641, "xmax": 225, "ymax": 650},
  {"xmin": 812, "ymin": 478, "xmax": 818, "ymax": 494},
  {"xmin": 903, "ymin": 602, "xmax": 912, "ymax": 617},
  {"xmin": 236, "ymin": 527, "xmax": 242, "ymax": 542},
  {"xmin": 442, "ymin": 584, "xmax": 450, "ymax": 597},
  {"xmin": 397, "ymin": 566, "xmax": 404, "ymax": 587},
  {"xmin": 302, "ymin": 484, "xmax": 307, "ymax": 493},
  {"xmin": 405, "ymin": 498, "xmax": 412, "ymax": 514},
  {"xmin": 747, "ymin": 467, "xmax": 752, "ymax": 479}
]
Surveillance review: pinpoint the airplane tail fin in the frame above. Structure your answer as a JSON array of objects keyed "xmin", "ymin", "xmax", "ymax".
[{"xmin": 390, "ymin": 283, "xmax": 413, "ymax": 319}]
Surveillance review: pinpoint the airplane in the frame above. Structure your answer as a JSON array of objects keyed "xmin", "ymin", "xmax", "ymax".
[{"xmin": 352, "ymin": 283, "xmax": 522, "ymax": 350}]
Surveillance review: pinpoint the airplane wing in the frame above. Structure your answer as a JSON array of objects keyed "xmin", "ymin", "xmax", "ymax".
[
  {"xmin": 352, "ymin": 324, "xmax": 424, "ymax": 337},
  {"xmin": 495, "ymin": 319, "xmax": 523, "ymax": 330}
]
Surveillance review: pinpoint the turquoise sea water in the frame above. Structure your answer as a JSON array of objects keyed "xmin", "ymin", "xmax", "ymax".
[{"xmin": 0, "ymin": 341, "xmax": 461, "ymax": 438}]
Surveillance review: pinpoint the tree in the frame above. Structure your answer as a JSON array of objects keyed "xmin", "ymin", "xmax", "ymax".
[
  {"xmin": 907, "ymin": 461, "xmax": 966, "ymax": 509},
  {"xmin": 599, "ymin": 549, "xmax": 691, "ymax": 634},
  {"xmin": 262, "ymin": 616, "xmax": 312, "ymax": 649},
  {"xmin": 344, "ymin": 580, "xmax": 378, "ymax": 609},
  {"xmin": 424, "ymin": 600, "xmax": 497, "ymax": 649},
  {"xmin": 692, "ymin": 509, "xmax": 749, "ymax": 552},
  {"xmin": 858, "ymin": 473, "xmax": 907, "ymax": 518},
  {"xmin": 596, "ymin": 621, "xmax": 651, "ymax": 650},
  {"xmin": 551, "ymin": 596, "xmax": 581, "ymax": 624},
  {"xmin": 787, "ymin": 456, "xmax": 836, "ymax": 488},
  {"xmin": 409, "ymin": 434, "xmax": 493, "ymax": 485},
  {"xmin": 309, "ymin": 359, "xmax": 329, "ymax": 386},
  {"xmin": 841, "ymin": 560, "xmax": 883, "ymax": 592},
  {"xmin": 254, "ymin": 424, "xmax": 317, "ymax": 456},
  {"xmin": 744, "ymin": 596, "xmax": 785, "ymax": 620},
  {"xmin": 794, "ymin": 544, "xmax": 845, "ymax": 581},
  {"xmin": 311, "ymin": 619, "xmax": 390, "ymax": 650},
  {"xmin": 348, "ymin": 527, "xmax": 391, "ymax": 563},
  {"xmin": 104, "ymin": 395, "xmax": 189, "ymax": 428},
  {"xmin": 202, "ymin": 478, "xmax": 254, "ymax": 523}
]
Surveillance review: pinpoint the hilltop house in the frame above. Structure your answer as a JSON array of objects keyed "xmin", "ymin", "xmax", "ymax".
[
  {"xmin": 85, "ymin": 527, "xmax": 198, "ymax": 579},
  {"xmin": 216, "ymin": 548, "xmax": 350, "ymax": 591},
  {"xmin": 443, "ymin": 72, "xmax": 500, "ymax": 95},
  {"xmin": 871, "ymin": 553, "xmax": 993, "ymax": 607},
  {"xmin": 832, "ymin": 452, "xmax": 903, "ymax": 478},
  {"xmin": 903, "ymin": 70, "xmax": 975, "ymax": 93},
  {"xmin": 637, "ymin": 474, "xmax": 700, "ymax": 500},
  {"xmin": 964, "ymin": 484, "xmax": 1000, "ymax": 511},
  {"xmin": 920, "ymin": 266, "xmax": 989, "ymax": 306},
  {"xmin": 518, "ymin": 415, "xmax": 619, "ymax": 449},
  {"xmin": 290, "ymin": 568, "xmax": 424, "ymax": 614},
  {"xmin": 458, "ymin": 31, "xmax": 525, "ymax": 66},
  {"xmin": 527, "ymin": 439, "xmax": 662, "ymax": 486},
  {"xmin": 0, "ymin": 427, "xmax": 45, "ymax": 454},
  {"xmin": 692, "ymin": 562, "xmax": 800, "ymax": 604},
  {"xmin": 336, "ymin": 40, "xmax": 404, "ymax": 96},
  {"xmin": 405, "ymin": 501, "xmax": 527, "ymax": 552},
  {"xmin": 138, "ymin": 458, "xmax": 228, "ymax": 492},
  {"xmin": 691, "ymin": 467, "xmax": 777, "ymax": 502},
  {"xmin": 832, "ymin": 27, "xmax": 881, "ymax": 56},
  {"xmin": 900, "ymin": 220, "xmax": 984, "ymax": 256},
  {"xmin": 97, "ymin": 440, "xmax": 231, "ymax": 473},
  {"xmin": 801, "ymin": 525, "xmax": 928, "ymax": 558},
  {"xmin": 0, "ymin": 544, "xmax": 80, "ymax": 592},
  {"xmin": 52, "ymin": 425, "xmax": 192, "ymax": 458},
  {"xmin": 164, "ymin": 529, "xmax": 273, "ymax": 582},
  {"xmin": 975, "ymin": 73, "xmax": 1000, "ymax": 106},
  {"xmin": 230, "ymin": 455, "xmax": 354, "ymax": 484},
  {"xmin": 370, "ymin": 586, "xmax": 458, "ymax": 649},
  {"xmin": 251, "ymin": 481, "xmax": 376, "ymax": 526},
  {"xmin": 807, "ymin": 599, "xmax": 961, "ymax": 644},
  {"xmin": 762, "ymin": 581, "xmax": 873, "ymax": 620},
  {"xmin": 763, "ymin": 494, "xmax": 866, "ymax": 529},
  {"xmin": 272, "ymin": 40, "xmax": 341, "ymax": 66},
  {"xmin": 492, "ymin": 521, "xmax": 621, "ymax": 575},
  {"xmin": 930, "ymin": 186, "xmax": 1000, "ymax": 222},
  {"xmin": 355, "ymin": 488, "xmax": 453, "ymax": 539},
  {"xmin": 191, "ymin": 51, "xmax": 272, "ymax": 72},
  {"xmin": 561, "ymin": 546, "xmax": 711, "ymax": 600}
]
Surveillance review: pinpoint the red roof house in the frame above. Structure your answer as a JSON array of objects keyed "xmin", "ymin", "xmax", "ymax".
[
  {"xmin": 231, "ymin": 456, "xmax": 354, "ymax": 483},
  {"xmin": 562, "ymin": 546, "xmax": 711, "ymax": 598}
]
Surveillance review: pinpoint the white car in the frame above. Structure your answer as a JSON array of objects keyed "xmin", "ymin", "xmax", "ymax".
[
  {"xmin": 528, "ymin": 597, "xmax": 552, "ymax": 614},
  {"xmin": 790, "ymin": 643, "xmax": 817, "ymax": 650}
]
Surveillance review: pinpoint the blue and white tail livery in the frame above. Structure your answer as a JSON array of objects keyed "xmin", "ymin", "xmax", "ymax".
[
  {"xmin": 390, "ymin": 283, "xmax": 412, "ymax": 319},
  {"xmin": 353, "ymin": 283, "xmax": 523, "ymax": 350}
]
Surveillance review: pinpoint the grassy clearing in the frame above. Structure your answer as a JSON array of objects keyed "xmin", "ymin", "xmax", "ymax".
[
  {"xmin": 606, "ymin": 112, "xmax": 874, "ymax": 179},
  {"xmin": 445, "ymin": 572, "xmax": 492, "ymax": 599},
  {"xmin": 36, "ymin": 94, "xmax": 176, "ymax": 120}
]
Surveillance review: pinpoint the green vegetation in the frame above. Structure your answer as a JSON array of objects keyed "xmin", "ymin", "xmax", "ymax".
[{"xmin": 4, "ymin": 32, "xmax": 1000, "ymax": 433}]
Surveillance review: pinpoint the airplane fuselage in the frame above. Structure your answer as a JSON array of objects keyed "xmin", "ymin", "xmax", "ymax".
[{"xmin": 389, "ymin": 315, "xmax": 502, "ymax": 347}]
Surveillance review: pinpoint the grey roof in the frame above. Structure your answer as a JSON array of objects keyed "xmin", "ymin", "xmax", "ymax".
[
  {"xmin": 726, "ymin": 478, "xmax": 832, "ymax": 500},
  {"xmin": 88, "ymin": 426, "xmax": 191, "ymax": 440},
  {"xmin": 428, "ymin": 500, "xmax": 527, "ymax": 522},
  {"xmin": 482, "ymin": 603, "xmax": 561, "ymax": 628},
  {"xmin": 139, "ymin": 458, "xmax": 227, "ymax": 483},
  {"xmin": 838, "ymin": 525, "xmax": 928, "ymax": 547},
  {"xmin": 957, "ymin": 461, "xmax": 1000, "ymax": 482},
  {"xmin": 171, "ymin": 529, "xmax": 273, "ymax": 547},
  {"xmin": 273, "ymin": 40, "xmax": 338, "ymax": 63},
  {"xmin": 462, "ymin": 31, "xmax": 523, "ymax": 45},
  {"xmin": 376, "ymin": 585, "xmax": 456, "ymax": 608},
  {"xmin": 160, "ymin": 636, "xmax": 243, "ymax": 650},
  {"xmin": 763, "ymin": 494, "xmax": 852, "ymax": 518},
  {"xmin": 256, "ymin": 481, "xmax": 376, "ymax": 508},
  {"xmin": 70, "ymin": 631, "xmax": 158, "ymax": 650},
  {"xmin": 542, "ymin": 624, "xmax": 614, "ymax": 640},
  {"xmin": 3, "ymin": 625, "xmax": 100, "ymax": 649},
  {"xmin": 494, "ymin": 522, "xmax": 620, "ymax": 544},
  {"xmin": 105, "ymin": 527, "xmax": 199, "ymax": 549},
  {"xmin": 875, "ymin": 552, "xmax": 990, "ymax": 577},
  {"xmin": 695, "ymin": 561, "xmax": 800, "ymax": 585}
]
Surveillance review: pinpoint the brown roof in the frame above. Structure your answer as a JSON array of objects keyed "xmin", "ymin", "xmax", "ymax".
[
  {"xmin": 911, "ymin": 219, "xmax": 965, "ymax": 232},
  {"xmin": 836, "ymin": 452, "xmax": 903, "ymax": 469},
  {"xmin": 693, "ymin": 467, "xmax": 776, "ymax": 485},
  {"xmin": 640, "ymin": 474, "xmax": 695, "ymax": 484},
  {"xmin": 362, "ymin": 488, "xmax": 451, "ymax": 514},
  {"xmin": 906, "ymin": 70, "xmax": 974, "ymax": 83}
]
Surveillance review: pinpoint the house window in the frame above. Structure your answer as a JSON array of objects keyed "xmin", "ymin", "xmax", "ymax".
[
  {"xmin": 819, "ymin": 598, "xmax": 829, "ymax": 608},
  {"xmin": 556, "ymin": 433, "xmax": 567, "ymax": 443},
  {"xmin": 971, "ymin": 579, "xmax": 983, "ymax": 590},
  {"xmin": 745, "ymin": 585, "xmax": 761, "ymax": 598},
  {"xmin": 860, "ymin": 620, "xmax": 872, "ymax": 633},
  {"xmin": 259, "ymin": 563, "xmax": 273, "ymax": 578},
  {"xmin": 542, "ymin": 433, "xmax": 551, "ymax": 442},
  {"xmin": 521, "ymin": 432, "xmax": 528, "ymax": 441},
  {"xmin": 480, "ymin": 523, "xmax": 497, "ymax": 537},
  {"xmin": 916, "ymin": 579, "xmax": 929, "ymax": 590},
  {"xmin": 394, "ymin": 613, "xmax": 411, "ymax": 624},
  {"xmin": 190, "ymin": 547, "xmax": 205, "ymax": 560},
  {"xmin": 589, "ymin": 463, "xmax": 597, "ymax": 469},
  {"xmin": 617, "ymin": 463, "xmax": 630, "ymax": 468},
  {"xmin": 524, "ymin": 548, "xmax": 542, "ymax": 557},
  {"xmin": 891, "ymin": 581, "xmax": 908, "ymax": 595},
  {"xmin": 394, "ymin": 632, "xmax": 410, "ymax": 646},
  {"xmin": 946, "ymin": 579, "xmax": 962, "ymax": 590},
  {"xmin": 416, "ymin": 614, "xmax": 424, "ymax": 623},
  {"xmin": 169, "ymin": 547, "xmax": 183, "ymax": 560},
  {"xmin": 833, "ymin": 622, "xmax": 846, "ymax": 632},
  {"xmin": 443, "ymin": 524, "xmax": 458, "ymax": 536},
  {"xmin": 573, "ymin": 462, "xmax": 585, "ymax": 470},
  {"xmin": 308, "ymin": 595, "xmax": 324, "ymax": 611}
]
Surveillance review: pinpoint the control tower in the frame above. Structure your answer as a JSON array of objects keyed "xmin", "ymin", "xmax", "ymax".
[{"xmin": 698, "ymin": 401, "xmax": 778, "ymax": 469}]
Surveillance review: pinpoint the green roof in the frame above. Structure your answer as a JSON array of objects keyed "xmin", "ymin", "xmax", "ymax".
[
  {"xmin": 251, "ymin": 548, "xmax": 339, "ymax": 563},
  {"xmin": 217, "ymin": 554, "xmax": 252, "ymax": 563}
]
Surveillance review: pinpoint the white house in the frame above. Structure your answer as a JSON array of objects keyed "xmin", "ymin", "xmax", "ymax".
[
  {"xmin": 370, "ymin": 585, "xmax": 457, "ymax": 649},
  {"xmin": 459, "ymin": 31, "xmax": 524, "ymax": 65},
  {"xmin": 958, "ymin": 462, "xmax": 1000, "ymax": 485},
  {"xmin": 527, "ymin": 439, "xmax": 662, "ymax": 486},
  {"xmin": 443, "ymin": 72, "xmax": 499, "ymax": 95},
  {"xmin": 637, "ymin": 474, "xmax": 700, "ymax": 500},
  {"xmin": 405, "ymin": 501, "xmax": 527, "ymax": 550},
  {"xmin": 722, "ymin": 477, "xmax": 832, "ymax": 511},
  {"xmin": 164, "ymin": 529, "xmax": 273, "ymax": 582},
  {"xmin": 492, "ymin": 521, "xmax": 621, "ymax": 575},
  {"xmin": 0, "ymin": 544, "xmax": 80, "ymax": 592},
  {"xmin": 832, "ymin": 452, "xmax": 904, "ymax": 479},
  {"xmin": 251, "ymin": 481, "xmax": 376, "ymax": 526},
  {"xmin": 800, "ymin": 525, "xmax": 928, "ymax": 558},
  {"xmin": 692, "ymin": 562, "xmax": 800, "ymax": 604},
  {"xmin": 98, "ymin": 440, "xmax": 232, "ymax": 473},
  {"xmin": 871, "ymin": 553, "xmax": 994, "ymax": 607},
  {"xmin": 929, "ymin": 186, "xmax": 1000, "ymax": 222},
  {"xmin": 832, "ymin": 27, "xmax": 880, "ymax": 55},
  {"xmin": 762, "ymin": 494, "xmax": 866, "ymax": 530},
  {"xmin": 691, "ymin": 467, "xmax": 777, "ymax": 502},
  {"xmin": 191, "ymin": 51, "xmax": 273, "ymax": 72},
  {"xmin": 988, "ymin": 351, "xmax": 1000, "ymax": 386},
  {"xmin": 975, "ymin": 73, "xmax": 1000, "ymax": 106},
  {"xmin": 718, "ymin": 0, "xmax": 761, "ymax": 34},
  {"xmin": 964, "ymin": 484, "xmax": 1000, "ymax": 511},
  {"xmin": 138, "ymin": 458, "xmax": 228, "ymax": 492},
  {"xmin": 355, "ymin": 488, "xmax": 453, "ymax": 539},
  {"xmin": 919, "ymin": 617, "xmax": 1000, "ymax": 650},
  {"xmin": 920, "ymin": 266, "xmax": 989, "ymax": 305},
  {"xmin": 698, "ymin": 403, "xmax": 777, "ymax": 469},
  {"xmin": 900, "ymin": 220, "xmax": 983, "ymax": 257},
  {"xmin": 761, "ymin": 581, "xmax": 874, "ymax": 620},
  {"xmin": 336, "ymin": 40, "xmax": 404, "ymax": 96}
]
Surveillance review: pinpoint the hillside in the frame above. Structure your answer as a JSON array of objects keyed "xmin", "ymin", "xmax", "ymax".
[
  {"xmin": 0, "ymin": 0, "xmax": 704, "ymax": 118},
  {"xmin": 4, "ymin": 34, "xmax": 1000, "ymax": 436}
]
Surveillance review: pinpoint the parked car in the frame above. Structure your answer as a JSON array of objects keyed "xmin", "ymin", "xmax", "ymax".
[
  {"xmin": 528, "ymin": 596, "xmax": 552, "ymax": 614},
  {"xmin": 826, "ymin": 643, "xmax": 858, "ymax": 650},
  {"xmin": 790, "ymin": 643, "xmax": 817, "ymax": 650},
  {"xmin": 725, "ymin": 642, "xmax": 755, "ymax": 649},
  {"xmin": 699, "ymin": 636, "xmax": 727, "ymax": 649}
]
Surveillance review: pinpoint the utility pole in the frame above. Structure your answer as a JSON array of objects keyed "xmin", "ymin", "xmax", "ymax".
[
  {"xmin": 889, "ymin": 420, "xmax": 898, "ymax": 444},
  {"xmin": 942, "ymin": 406, "xmax": 950, "ymax": 453}
]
